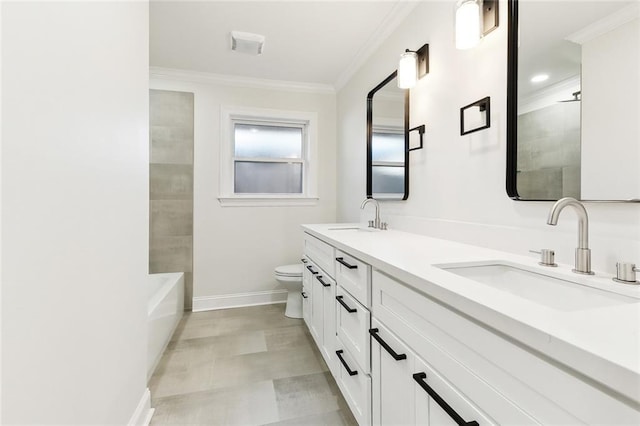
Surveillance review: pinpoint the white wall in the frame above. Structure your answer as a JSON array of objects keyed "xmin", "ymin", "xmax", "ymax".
[
  {"xmin": 337, "ymin": 0, "xmax": 640, "ymax": 275},
  {"xmin": 2, "ymin": 2, "xmax": 149, "ymax": 424},
  {"xmin": 581, "ymin": 17, "xmax": 640, "ymax": 200},
  {"xmin": 150, "ymin": 73, "xmax": 336, "ymax": 307}
]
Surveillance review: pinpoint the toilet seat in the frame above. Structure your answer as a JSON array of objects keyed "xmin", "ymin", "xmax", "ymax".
[{"xmin": 275, "ymin": 264, "xmax": 303, "ymax": 278}]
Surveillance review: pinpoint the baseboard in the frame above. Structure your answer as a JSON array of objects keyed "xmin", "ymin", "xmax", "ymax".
[
  {"xmin": 128, "ymin": 388, "xmax": 154, "ymax": 426},
  {"xmin": 192, "ymin": 289, "xmax": 287, "ymax": 312}
]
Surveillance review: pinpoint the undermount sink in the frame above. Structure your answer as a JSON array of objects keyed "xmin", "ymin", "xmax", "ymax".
[
  {"xmin": 327, "ymin": 226, "xmax": 380, "ymax": 232},
  {"xmin": 437, "ymin": 262, "xmax": 636, "ymax": 311}
]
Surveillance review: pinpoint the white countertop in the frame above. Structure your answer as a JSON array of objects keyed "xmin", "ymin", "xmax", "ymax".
[{"xmin": 302, "ymin": 223, "xmax": 640, "ymax": 404}]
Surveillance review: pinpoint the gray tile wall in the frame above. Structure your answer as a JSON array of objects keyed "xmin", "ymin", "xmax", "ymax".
[
  {"xmin": 150, "ymin": 90, "xmax": 194, "ymax": 309},
  {"xmin": 517, "ymin": 102, "xmax": 581, "ymax": 199}
]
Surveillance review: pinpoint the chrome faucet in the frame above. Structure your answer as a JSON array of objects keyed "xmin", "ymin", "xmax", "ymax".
[
  {"xmin": 546, "ymin": 197, "xmax": 594, "ymax": 275},
  {"xmin": 360, "ymin": 198, "xmax": 381, "ymax": 229}
]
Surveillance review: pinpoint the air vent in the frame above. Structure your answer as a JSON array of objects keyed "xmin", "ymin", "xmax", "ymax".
[{"xmin": 230, "ymin": 31, "xmax": 265, "ymax": 55}]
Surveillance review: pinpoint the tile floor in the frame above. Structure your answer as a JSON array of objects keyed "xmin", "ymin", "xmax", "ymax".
[{"xmin": 149, "ymin": 303, "xmax": 358, "ymax": 425}]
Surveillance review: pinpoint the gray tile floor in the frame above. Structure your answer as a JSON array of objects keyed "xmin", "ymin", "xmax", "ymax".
[{"xmin": 149, "ymin": 303, "xmax": 357, "ymax": 425}]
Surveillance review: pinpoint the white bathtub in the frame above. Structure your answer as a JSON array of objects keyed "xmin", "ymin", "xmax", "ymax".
[{"xmin": 148, "ymin": 272, "xmax": 184, "ymax": 379}]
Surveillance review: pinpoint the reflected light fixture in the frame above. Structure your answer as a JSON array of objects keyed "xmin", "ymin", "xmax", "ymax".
[
  {"xmin": 455, "ymin": 0, "xmax": 498, "ymax": 50},
  {"xmin": 531, "ymin": 74, "xmax": 549, "ymax": 83},
  {"xmin": 397, "ymin": 44, "xmax": 429, "ymax": 89}
]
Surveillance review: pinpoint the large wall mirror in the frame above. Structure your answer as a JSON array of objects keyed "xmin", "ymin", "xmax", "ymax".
[
  {"xmin": 507, "ymin": 0, "xmax": 639, "ymax": 201},
  {"xmin": 367, "ymin": 71, "xmax": 409, "ymax": 200}
]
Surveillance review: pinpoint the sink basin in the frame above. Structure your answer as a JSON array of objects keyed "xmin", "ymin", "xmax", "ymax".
[
  {"xmin": 438, "ymin": 262, "xmax": 636, "ymax": 311},
  {"xmin": 327, "ymin": 226, "xmax": 380, "ymax": 232}
]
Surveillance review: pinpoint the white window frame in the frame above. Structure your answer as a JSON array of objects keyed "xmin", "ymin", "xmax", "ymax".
[{"xmin": 219, "ymin": 106, "xmax": 318, "ymax": 207}]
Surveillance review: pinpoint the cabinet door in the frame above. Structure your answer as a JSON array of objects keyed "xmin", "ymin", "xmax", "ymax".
[
  {"xmin": 413, "ymin": 356, "xmax": 493, "ymax": 426},
  {"xmin": 320, "ymin": 273, "xmax": 337, "ymax": 374},
  {"xmin": 371, "ymin": 319, "xmax": 415, "ymax": 426},
  {"xmin": 302, "ymin": 262, "xmax": 312, "ymax": 329},
  {"xmin": 310, "ymin": 270, "xmax": 324, "ymax": 347}
]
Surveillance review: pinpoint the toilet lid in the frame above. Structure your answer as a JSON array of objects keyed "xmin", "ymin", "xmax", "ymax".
[{"xmin": 275, "ymin": 264, "xmax": 303, "ymax": 277}]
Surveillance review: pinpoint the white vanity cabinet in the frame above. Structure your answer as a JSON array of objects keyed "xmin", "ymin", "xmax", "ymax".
[
  {"xmin": 371, "ymin": 320, "xmax": 492, "ymax": 426},
  {"xmin": 333, "ymin": 248, "xmax": 373, "ymax": 426},
  {"xmin": 302, "ymin": 227, "xmax": 640, "ymax": 426},
  {"xmin": 372, "ymin": 269, "xmax": 639, "ymax": 425},
  {"xmin": 302, "ymin": 234, "xmax": 337, "ymax": 376}
]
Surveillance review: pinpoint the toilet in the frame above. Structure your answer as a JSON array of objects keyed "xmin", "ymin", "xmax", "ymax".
[{"xmin": 274, "ymin": 264, "xmax": 303, "ymax": 319}]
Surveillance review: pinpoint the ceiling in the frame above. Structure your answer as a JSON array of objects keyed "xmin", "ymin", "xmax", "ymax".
[
  {"xmin": 518, "ymin": 0, "xmax": 635, "ymax": 99},
  {"xmin": 150, "ymin": 1, "xmax": 418, "ymax": 88}
]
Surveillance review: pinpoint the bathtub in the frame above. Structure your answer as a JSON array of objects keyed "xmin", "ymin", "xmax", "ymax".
[{"xmin": 148, "ymin": 272, "xmax": 184, "ymax": 379}]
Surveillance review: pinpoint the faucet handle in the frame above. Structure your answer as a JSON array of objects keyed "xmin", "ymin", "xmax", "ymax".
[
  {"xmin": 368, "ymin": 220, "xmax": 375, "ymax": 228},
  {"xmin": 613, "ymin": 262, "xmax": 639, "ymax": 284},
  {"xmin": 381, "ymin": 222, "xmax": 388, "ymax": 230},
  {"xmin": 529, "ymin": 249, "xmax": 557, "ymax": 267}
]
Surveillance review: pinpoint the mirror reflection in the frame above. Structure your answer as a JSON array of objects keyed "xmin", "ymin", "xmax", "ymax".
[
  {"xmin": 509, "ymin": 0, "xmax": 639, "ymax": 201},
  {"xmin": 367, "ymin": 72, "xmax": 409, "ymax": 200}
]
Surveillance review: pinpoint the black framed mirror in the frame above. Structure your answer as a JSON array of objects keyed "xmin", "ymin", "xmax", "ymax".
[
  {"xmin": 506, "ymin": 0, "xmax": 640, "ymax": 202},
  {"xmin": 366, "ymin": 71, "xmax": 409, "ymax": 200}
]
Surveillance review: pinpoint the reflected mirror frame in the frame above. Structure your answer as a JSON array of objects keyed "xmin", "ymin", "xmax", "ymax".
[
  {"xmin": 366, "ymin": 70, "xmax": 410, "ymax": 200},
  {"xmin": 506, "ymin": 0, "xmax": 520, "ymax": 200}
]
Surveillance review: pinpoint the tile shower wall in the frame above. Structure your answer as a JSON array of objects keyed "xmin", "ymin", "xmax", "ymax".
[
  {"xmin": 516, "ymin": 101, "xmax": 581, "ymax": 199},
  {"xmin": 150, "ymin": 90, "xmax": 194, "ymax": 309}
]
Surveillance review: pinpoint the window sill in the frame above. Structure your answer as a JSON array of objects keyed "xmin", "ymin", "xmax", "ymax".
[{"xmin": 218, "ymin": 196, "xmax": 319, "ymax": 207}]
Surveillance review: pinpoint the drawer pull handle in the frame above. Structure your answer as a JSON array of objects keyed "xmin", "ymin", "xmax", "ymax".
[
  {"xmin": 301, "ymin": 292, "xmax": 308, "ymax": 299},
  {"xmin": 306, "ymin": 265, "xmax": 318, "ymax": 275},
  {"xmin": 336, "ymin": 350, "xmax": 358, "ymax": 376},
  {"xmin": 369, "ymin": 328, "xmax": 407, "ymax": 361},
  {"xmin": 316, "ymin": 275, "xmax": 331, "ymax": 287},
  {"xmin": 301, "ymin": 258, "xmax": 308, "ymax": 263},
  {"xmin": 412, "ymin": 373, "xmax": 479, "ymax": 426},
  {"xmin": 336, "ymin": 257, "xmax": 358, "ymax": 269},
  {"xmin": 336, "ymin": 295, "xmax": 357, "ymax": 313}
]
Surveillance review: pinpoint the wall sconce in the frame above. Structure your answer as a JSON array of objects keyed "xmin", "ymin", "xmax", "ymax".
[
  {"xmin": 455, "ymin": 0, "xmax": 498, "ymax": 50},
  {"xmin": 397, "ymin": 44, "xmax": 429, "ymax": 89}
]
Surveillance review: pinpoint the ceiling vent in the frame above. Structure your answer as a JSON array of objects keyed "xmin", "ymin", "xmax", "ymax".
[{"xmin": 230, "ymin": 31, "xmax": 265, "ymax": 55}]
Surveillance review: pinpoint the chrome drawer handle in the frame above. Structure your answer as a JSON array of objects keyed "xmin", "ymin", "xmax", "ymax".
[{"xmin": 413, "ymin": 372, "xmax": 479, "ymax": 426}]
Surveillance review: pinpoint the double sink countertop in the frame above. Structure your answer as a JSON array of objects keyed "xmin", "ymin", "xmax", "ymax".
[{"xmin": 302, "ymin": 223, "xmax": 640, "ymax": 405}]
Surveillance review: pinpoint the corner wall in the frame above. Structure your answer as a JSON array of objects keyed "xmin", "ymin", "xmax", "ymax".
[
  {"xmin": 2, "ymin": 2, "xmax": 149, "ymax": 423},
  {"xmin": 150, "ymin": 74, "xmax": 337, "ymax": 309},
  {"xmin": 150, "ymin": 90, "xmax": 195, "ymax": 309},
  {"xmin": 337, "ymin": 0, "xmax": 639, "ymax": 274}
]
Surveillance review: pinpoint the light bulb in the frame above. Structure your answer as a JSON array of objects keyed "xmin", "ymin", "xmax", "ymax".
[
  {"xmin": 398, "ymin": 51, "xmax": 418, "ymax": 89},
  {"xmin": 456, "ymin": 0, "xmax": 481, "ymax": 50}
]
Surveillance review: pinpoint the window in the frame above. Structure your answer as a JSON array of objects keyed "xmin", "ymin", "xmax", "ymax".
[
  {"xmin": 371, "ymin": 127, "xmax": 405, "ymax": 196},
  {"xmin": 219, "ymin": 106, "xmax": 318, "ymax": 206}
]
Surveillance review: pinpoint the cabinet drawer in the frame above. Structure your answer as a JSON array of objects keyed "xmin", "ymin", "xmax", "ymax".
[
  {"xmin": 336, "ymin": 287, "xmax": 370, "ymax": 374},
  {"xmin": 335, "ymin": 249, "xmax": 370, "ymax": 307},
  {"xmin": 413, "ymin": 355, "xmax": 493, "ymax": 426},
  {"xmin": 372, "ymin": 270, "xmax": 639, "ymax": 424},
  {"xmin": 303, "ymin": 233, "xmax": 335, "ymax": 278},
  {"xmin": 334, "ymin": 343, "xmax": 371, "ymax": 426}
]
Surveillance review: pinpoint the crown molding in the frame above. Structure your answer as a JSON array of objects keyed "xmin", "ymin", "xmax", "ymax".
[
  {"xmin": 566, "ymin": 3, "xmax": 640, "ymax": 45},
  {"xmin": 333, "ymin": 1, "xmax": 420, "ymax": 91},
  {"xmin": 149, "ymin": 67, "xmax": 336, "ymax": 94}
]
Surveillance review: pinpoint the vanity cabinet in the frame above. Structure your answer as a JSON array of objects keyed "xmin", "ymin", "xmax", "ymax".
[
  {"xmin": 302, "ymin": 234, "xmax": 337, "ymax": 376},
  {"xmin": 333, "ymin": 250, "xmax": 373, "ymax": 426},
  {"xmin": 302, "ymin": 228, "xmax": 640, "ymax": 426},
  {"xmin": 371, "ymin": 320, "xmax": 492, "ymax": 426}
]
